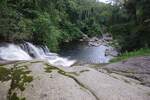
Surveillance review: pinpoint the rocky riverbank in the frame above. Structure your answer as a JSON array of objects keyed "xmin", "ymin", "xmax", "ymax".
[
  {"xmin": 80, "ymin": 34, "xmax": 113, "ymax": 47},
  {"xmin": 0, "ymin": 57, "xmax": 150, "ymax": 100},
  {"xmin": 82, "ymin": 34, "xmax": 118, "ymax": 57}
]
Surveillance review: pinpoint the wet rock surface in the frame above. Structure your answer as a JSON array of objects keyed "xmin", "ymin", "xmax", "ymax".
[{"xmin": 0, "ymin": 58, "xmax": 150, "ymax": 100}]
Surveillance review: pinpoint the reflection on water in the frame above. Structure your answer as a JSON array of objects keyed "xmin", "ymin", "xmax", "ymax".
[{"xmin": 59, "ymin": 41, "xmax": 114, "ymax": 64}]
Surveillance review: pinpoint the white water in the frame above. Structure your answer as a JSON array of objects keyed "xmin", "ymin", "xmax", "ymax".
[
  {"xmin": 0, "ymin": 42, "xmax": 76, "ymax": 67},
  {"xmin": 0, "ymin": 44, "xmax": 32, "ymax": 60}
]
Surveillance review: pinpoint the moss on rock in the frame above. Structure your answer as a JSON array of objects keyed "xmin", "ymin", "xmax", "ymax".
[
  {"xmin": 8, "ymin": 65, "xmax": 33, "ymax": 100},
  {"xmin": 0, "ymin": 67, "xmax": 11, "ymax": 82}
]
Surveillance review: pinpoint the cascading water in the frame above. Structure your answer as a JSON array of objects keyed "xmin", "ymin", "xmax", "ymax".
[
  {"xmin": 0, "ymin": 42, "xmax": 76, "ymax": 67},
  {"xmin": 0, "ymin": 44, "xmax": 32, "ymax": 60}
]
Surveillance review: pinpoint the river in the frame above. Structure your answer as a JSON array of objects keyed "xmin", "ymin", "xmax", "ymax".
[
  {"xmin": 0, "ymin": 40, "xmax": 117, "ymax": 67},
  {"xmin": 59, "ymin": 41, "xmax": 115, "ymax": 64}
]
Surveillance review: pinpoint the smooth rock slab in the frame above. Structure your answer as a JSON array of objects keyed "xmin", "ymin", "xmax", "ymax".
[
  {"xmin": 70, "ymin": 66, "xmax": 150, "ymax": 100},
  {"xmin": 0, "ymin": 81, "xmax": 11, "ymax": 100},
  {"xmin": 103, "ymin": 56, "xmax": 150, "ymax": 86},
  {"xmin": 17, "ymin": 62, "xmax": 96, "ymax": 100},
  {"xmin": 0, "ymin": 60, "xmax": 150, "ymax": 100}
]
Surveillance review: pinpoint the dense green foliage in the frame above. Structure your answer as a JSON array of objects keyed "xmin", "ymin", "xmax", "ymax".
[
  {"xmin": 0, "ymin": 0, "xmax": 149, "ymax": 52},
  {"xmin": 109, "ymin": 0, "xmax": 150, "ymax": 51},
  {"xmin": 0, "ymin": 0, "xmax": 111, "ymax": 51}
]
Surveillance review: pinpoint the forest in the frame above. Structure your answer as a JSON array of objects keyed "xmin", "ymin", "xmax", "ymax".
[{"xmin": 0, "ymin": 0, "xmax": 149, "ymax": 52}]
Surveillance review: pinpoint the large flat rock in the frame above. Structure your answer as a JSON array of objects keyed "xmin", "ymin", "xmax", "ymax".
[
  {"xmin": 102, "ymin": 56, "xmax": 150, "ymax": 86},
  {"xmin": 0, "ymin": 60, "xmax": 150, "ymax": 100},
  {"xmin": 18, "ymin": 62, "xmax": 96, "ymax": 100},
  {"xmin": 0, "ymin": 81, "xmax": 11, "ymax": 100},
  {"xmin": 67, "ymin": 66, "xmax": 150, "ymax": 100}
]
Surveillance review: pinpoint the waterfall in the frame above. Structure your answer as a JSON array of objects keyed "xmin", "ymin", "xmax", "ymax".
[
  {"xmin": 0, "ymin": 42, "xmax": 76, "ymax": 67},
  {"xmin": 25, "ymin": 42, "xmax": 44, "ymax": 59},
  {"xmin": 0, "ymin": 44, "xmax": 32, "ymax": 61}
]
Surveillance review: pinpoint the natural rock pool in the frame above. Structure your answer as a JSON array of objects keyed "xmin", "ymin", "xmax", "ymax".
[{"xmin": 59, "ymin": 41, "xmax": 117, "ymax": 64}]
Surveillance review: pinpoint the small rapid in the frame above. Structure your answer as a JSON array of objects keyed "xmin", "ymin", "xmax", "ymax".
[{"xmin": 0, "ymin": 42, "xmax": 76, "ymax": 67}]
